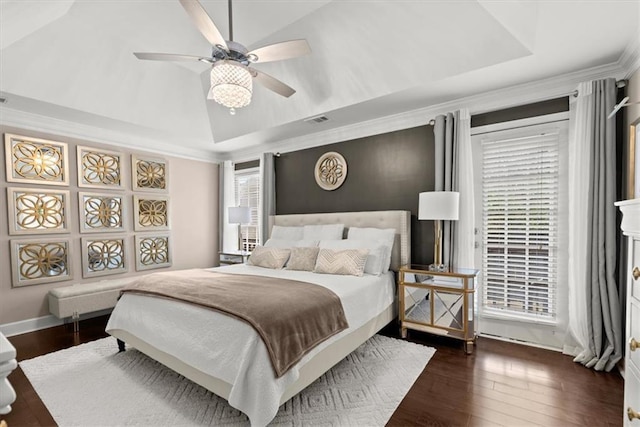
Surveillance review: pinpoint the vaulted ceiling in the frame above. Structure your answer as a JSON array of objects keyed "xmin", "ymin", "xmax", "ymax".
[{"xmin": 1, "ymin": 0, "xmax": 638, "ymax": 161}]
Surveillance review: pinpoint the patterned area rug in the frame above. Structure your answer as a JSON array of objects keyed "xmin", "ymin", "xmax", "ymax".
[{"xmin": 20, "ymin": 334, "xmax": 435, "ymax": 426}]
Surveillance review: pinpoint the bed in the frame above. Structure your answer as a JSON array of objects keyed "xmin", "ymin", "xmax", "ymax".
[{"xmin": 106, "ymin": 210, "xmax": 411, "ymax": 426}]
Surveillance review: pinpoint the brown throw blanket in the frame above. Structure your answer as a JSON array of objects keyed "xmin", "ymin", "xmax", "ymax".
[{"xmin": 120, "ymin": 269, "xmax": 349, "ymax": 377}]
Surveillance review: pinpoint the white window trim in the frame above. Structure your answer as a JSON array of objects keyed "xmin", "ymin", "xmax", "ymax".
[
  {"xmin": 472, "ymin": 115, "xmax": 569, "ymax": 350},
  {"xmin": 234, "ymin": 166, "xmax": 260, "ymax": 252}
]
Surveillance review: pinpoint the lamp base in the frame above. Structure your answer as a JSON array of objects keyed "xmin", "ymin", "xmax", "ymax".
[{"xmin": 428, "ymin": 263, "xmax": 448, "ymax": 272}]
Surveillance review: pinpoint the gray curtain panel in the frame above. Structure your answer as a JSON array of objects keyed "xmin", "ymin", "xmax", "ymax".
[
  {"xmin": 433, "ymin": 112, "xmax": 460, "ymax": 267},
  {"xmin": 574, "ymin": 78, "xmax": 622, "ymax": 371},
  {"xmin": 260, "ymin": 152, "xmax": 276, "ymax": 245}
]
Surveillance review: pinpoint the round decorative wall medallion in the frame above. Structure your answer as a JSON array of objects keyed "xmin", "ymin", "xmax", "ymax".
[{"xmin": 314, "ymin": 151, "xmax": 347, "ymax": 191}]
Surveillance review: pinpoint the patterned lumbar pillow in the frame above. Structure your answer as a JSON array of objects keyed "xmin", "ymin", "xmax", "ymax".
[
  {"xmin": 286, "ymin": 247, "xmax": 320, "ymax": 271},
  {"xmin": 313, "ymin": 248, "xmax": 369, "ymax": 276},
  {"xmin": 248, "ymin": 246, "xmax": 291, "ymax": 269}
]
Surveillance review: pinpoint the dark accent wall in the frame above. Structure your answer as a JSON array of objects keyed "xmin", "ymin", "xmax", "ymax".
[
  {"xmin": 274, "ymin": 99, "xmax": 572, "ymax": 266},
  {"xmin": 471, "ymin": 97, "xmax": 569, "ymax": 127},
  {"xmin": 235, "ymin": 159, "xmax": 260, "ymax": 170},
  {"xmin": 275, "ymin": 125, "xmax": 435, "ymax": 265}
]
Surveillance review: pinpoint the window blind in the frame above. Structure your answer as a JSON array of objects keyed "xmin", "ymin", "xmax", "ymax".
[
  {"xmin": 481, "ymin": 132, "xmax": 560, "ymax": 320},
  {"xmin": 234, "ymin": 168, "xmax": 260, "ymax": 251}
]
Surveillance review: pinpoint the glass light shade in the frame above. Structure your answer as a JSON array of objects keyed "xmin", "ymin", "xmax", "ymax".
[{"xmin": 210, "ymin": 62, "xmax": 252, "ymax": 109}]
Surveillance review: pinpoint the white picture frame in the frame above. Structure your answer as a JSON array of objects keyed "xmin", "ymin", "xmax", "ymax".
[
  {"xmin": 81, "ymin": 236, "xmax": 127, "ymax": 278},
  {"xmin": 132, "ymin": 154, "xmax": 168, "ymax": 192},
  {"xmin": 78, "ymin": 192, "xmax": 125, "ymax": 233},
  {"xmin": 10, "ymin": 238, "xmax": 72, "ymax": 287},
  {"xmin": 5, "ymin": 134, "xmax": 69, "ymax": 186},
  {"xmin": 133, "ymin": 195, "xmax": 169, "ymax": 231},
  {"xmin": 7, "ymin": 187, "xmax": 71, "ymax": 235},
  {"xmin": 77, "ymin": 146, "xmax": 125, "ymax": 190},
  {"xmin": 135, "ymin": 234, "xmax": 171, "ymax": 271}
]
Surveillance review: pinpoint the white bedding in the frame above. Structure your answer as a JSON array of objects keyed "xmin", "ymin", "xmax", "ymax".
[{"xmin": 105, "ymin": 264, "xmax": 395, "ymax": 426}]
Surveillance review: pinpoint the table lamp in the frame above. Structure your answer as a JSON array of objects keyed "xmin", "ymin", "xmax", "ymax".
[
  {"xmin": 418, "ymin": 191, "xmax": 460, "ymax": 271},
  {"xmin": 228, "ymin": 206, "xmax": 251, "ymax": 254}
]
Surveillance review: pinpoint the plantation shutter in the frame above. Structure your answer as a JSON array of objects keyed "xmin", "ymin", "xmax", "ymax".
[
  {"xmin": 234, "ymin": 168, "xmax": 260, "ymax": 251},
  {"xmin": 481, "ymin": 131, "xmax": 560, "ymax": 320}
]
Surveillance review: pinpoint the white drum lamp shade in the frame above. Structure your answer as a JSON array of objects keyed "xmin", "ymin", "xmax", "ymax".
[
  {"xmin": 418, "ymin": 191, "xmax": 460, "ymax": 221},
  {"xmin": 228, "ymin": 206, "xmax": 251, "ymax": 224}
]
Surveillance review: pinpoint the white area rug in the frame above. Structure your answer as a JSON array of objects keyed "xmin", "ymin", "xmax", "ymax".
[{"xmin": 20, "ymin": 334, "xmax": 435, "ymax": 426}]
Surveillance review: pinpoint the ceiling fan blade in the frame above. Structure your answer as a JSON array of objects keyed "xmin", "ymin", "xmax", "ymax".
[
  {"xmin": 608, "ymin": 96, "xmax": 630, "ymax": 119},
  {"xmin": 179, "ymin": 0, "xmax": 229, "ymax": 52},
  {"xmin": 247, "ymin": 39, "xmax": 311, "ymax": 63},
  {"xmin": 249, "ymin": 67, "xmax": 296, "ymax": 98},
  {"xmin": 134, "ymin": 52, "xmax": 208, "ymax": 62}
]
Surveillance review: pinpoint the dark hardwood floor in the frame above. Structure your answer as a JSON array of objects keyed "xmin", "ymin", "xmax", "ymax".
[{"xmin": 3, "ymin": 316, "xmax": 624, "ymax": 426}]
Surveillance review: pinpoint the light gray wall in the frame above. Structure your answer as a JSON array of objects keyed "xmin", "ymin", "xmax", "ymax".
[{"xmin": 0, "ymin": 125, "xmax": 219, "ymax": 325}]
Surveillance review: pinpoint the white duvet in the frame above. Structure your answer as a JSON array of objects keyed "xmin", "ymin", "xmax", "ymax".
[{"xmin": 105, "ymin": 265, "xmax": 395, "ymax": 426}]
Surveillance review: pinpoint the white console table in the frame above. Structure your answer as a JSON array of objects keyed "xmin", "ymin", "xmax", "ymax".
[{"xmin": 0, "ymin": 332, "xmax": 17, "ymax": 414}]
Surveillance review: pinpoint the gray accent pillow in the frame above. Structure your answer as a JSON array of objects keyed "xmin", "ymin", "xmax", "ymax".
[
  {"xmin": 286, "ymin": 247, "xmax": 320, "ymax": 271},
  {"xmin": 313, "ymin": 248, "xmax": 369, "ymax": 276},
  {"xmin": 248, "ymin": 246, "xmax": 291, "ymax": 269}
]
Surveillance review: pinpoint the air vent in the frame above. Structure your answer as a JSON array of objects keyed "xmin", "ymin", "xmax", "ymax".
[{"xmin": 304, "ymin": 114, "xmax": 328, "ymax": 124}]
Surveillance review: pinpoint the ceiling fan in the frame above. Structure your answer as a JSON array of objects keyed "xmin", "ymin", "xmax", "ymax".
[
  {"xmin": 608, "ymin": 96, "xmax": 640, "ymax": 119},
  {"xmin": 134, "ymin": 0, "xmax": 311, "ymax": 114}
]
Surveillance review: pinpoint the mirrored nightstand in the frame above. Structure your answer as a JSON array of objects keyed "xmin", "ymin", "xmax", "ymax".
[
  {"xmin": 219, "ymin": 251, "xmax": 247, "ymax": 265},
  {"xmin": 399, "ymin": 264, "xmax": 479, "ymax": 354}
]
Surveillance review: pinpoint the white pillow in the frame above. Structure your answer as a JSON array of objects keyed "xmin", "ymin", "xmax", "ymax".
[
  {"xmin": 303, "ymin": 224, "xmax": 344, "ymax": 240},
  {"xmin": 264, "ymin": 239, "xmax": 319, "ymax": 248},
  {"xmin": 270, "ymin": 225, "xmax": 304, "ymax": 240},
  {"xmin": 320, "ymin": 239, "xmax": 388, "ymax": 275},
  {"xmin": 314, "ymin": 248, "xmax": 368, "ymax": 277},
  {"xmin": 347, "ymin": 227, "xmax": 395, "ymax": 271}
]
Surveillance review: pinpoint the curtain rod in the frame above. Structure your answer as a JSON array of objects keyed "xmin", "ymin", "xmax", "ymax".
[
  {"xmin": 572, "ymin": 79, "xmax": 627, "ymax": 98},
  {"xmin": 425, "ymin": 79, "xmax": 628, "ymax": 124}
]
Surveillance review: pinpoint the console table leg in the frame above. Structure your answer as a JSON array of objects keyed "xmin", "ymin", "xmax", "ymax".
[{"xmin": 400, "ymin": 327, "xmax": 407, "ymax": 339}]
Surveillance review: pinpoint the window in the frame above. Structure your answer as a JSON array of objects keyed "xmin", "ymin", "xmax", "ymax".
[
  {"xmin": 481, "ymin": 130, "xmax": 560, "ymax": 321},
  {"xmin": 234, "ymin": 168, "xmax": 260, "ymax": 251}
]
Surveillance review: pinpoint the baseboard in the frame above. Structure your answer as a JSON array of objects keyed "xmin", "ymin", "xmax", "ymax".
[
  {"xmin": 0, "ymin": 309, "xmax": 113, "ymax": 338},
  {"xmin": 479, "ymin": 332, "xmax": 562, "ymax": 353}
]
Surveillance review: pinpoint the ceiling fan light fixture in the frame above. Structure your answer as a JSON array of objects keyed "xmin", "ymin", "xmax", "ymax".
[{"xmin": 210, "ymin": 61, "xmax": 252, "ymax": 111}]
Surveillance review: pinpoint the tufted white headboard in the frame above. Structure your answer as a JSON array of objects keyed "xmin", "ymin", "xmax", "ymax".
[{"xmin": 269, "ymin": 210, "xmax": 411, "ymax": 271}]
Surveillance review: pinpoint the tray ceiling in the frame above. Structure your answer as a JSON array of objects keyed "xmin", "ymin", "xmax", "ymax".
[{"xmin": 0, "ymin": 0, "xmax": 638, "ymax": 160}]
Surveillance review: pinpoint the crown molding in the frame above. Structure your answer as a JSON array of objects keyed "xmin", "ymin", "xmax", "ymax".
[
  {"xmin": 227, "ymin": 60, "xmax": 627, "ymax": 161},
  {"xmin": 619, "ymin": 37, "xmax": 640, "ymax": 79},
  {"xmin": 0, "ymin": 107, "xmax": 223, "ymax": 163}
]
